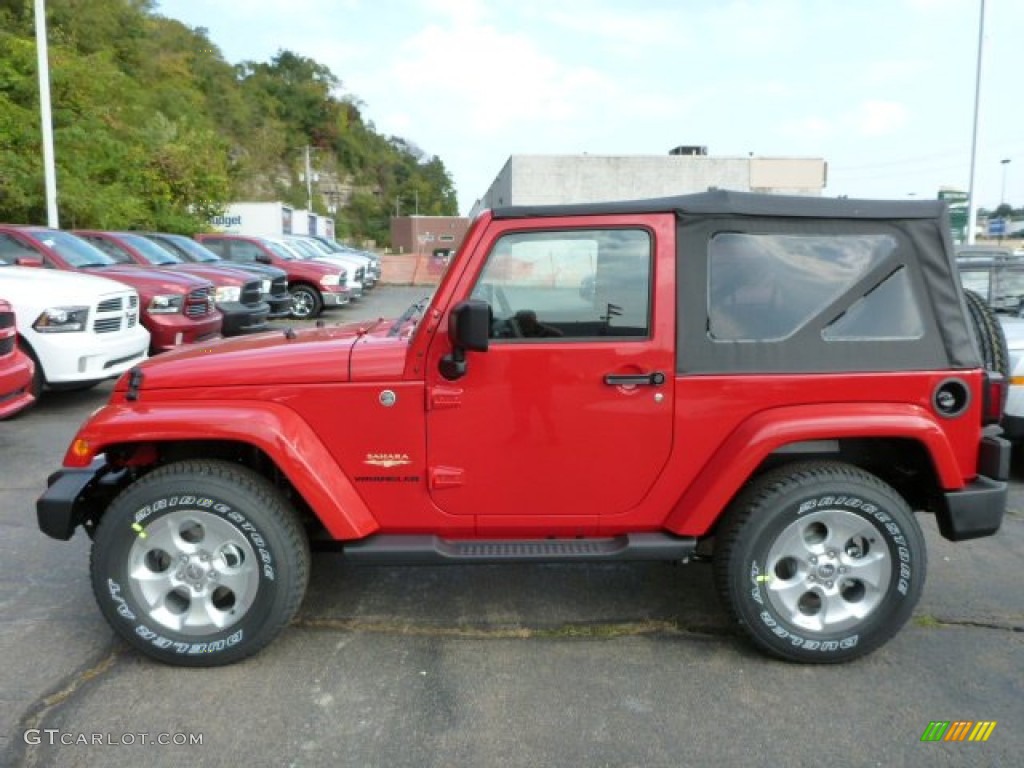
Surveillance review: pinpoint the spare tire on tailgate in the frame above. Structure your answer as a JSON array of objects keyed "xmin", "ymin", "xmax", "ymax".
[{"xmin": 964, "ymin": 289, "xmax": 1009, "ymax": 378}]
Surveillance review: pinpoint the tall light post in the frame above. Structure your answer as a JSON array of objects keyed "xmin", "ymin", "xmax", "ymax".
[
  {"xmin": 1000, "ymin": 158, "xmax": 1011, "ymax": 208},
  {"xmin": 34, "ymin": 0, "xmax": 59, "ymax": 227},
  {"xmin": 966, "ymin": 0, "xmax": 986, "ymax": 245}
]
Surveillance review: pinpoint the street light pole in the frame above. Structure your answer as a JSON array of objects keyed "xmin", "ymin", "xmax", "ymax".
[
  {"xmin": 966, "ymin": 0, "xmax": 986, "ymax": 245},
  {"xmin": 34, "ymin": 0, "xmax": 59, "ymax": 227},
  {"xmin": 304, "ymin": 145, "xmax": 313, "ymax": 211},
  {"xmin": 1000, "ymin": 158, "xmax": 1011, "ymax": 207}
]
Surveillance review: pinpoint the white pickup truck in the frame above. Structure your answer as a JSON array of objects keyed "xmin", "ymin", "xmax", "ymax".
[{"xmin": 0, "ymin": 262, "xmax": 151, "ymax": 395}]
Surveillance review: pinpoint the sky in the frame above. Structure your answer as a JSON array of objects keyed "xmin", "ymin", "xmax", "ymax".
[{"xmin": 158, "ymin": 0, "xmax": 1024, "ymax": 216}]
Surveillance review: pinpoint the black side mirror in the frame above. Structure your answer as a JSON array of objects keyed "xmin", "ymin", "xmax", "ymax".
[{"xmin": 440, "ymin": 299, "xmax": 490, "ymax": 380}]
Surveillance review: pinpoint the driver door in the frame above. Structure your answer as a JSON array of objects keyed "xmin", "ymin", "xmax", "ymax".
[{"xmin": 425, "ymin": 224, "xmax": 675, "ymax": 527}]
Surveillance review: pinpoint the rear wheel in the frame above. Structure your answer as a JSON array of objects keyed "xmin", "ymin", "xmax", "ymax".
[
  {"xmin": 90, "ymin": 460, "xmax": 310, "ymax": 666},
  {"xmin": 714, "ymin": 461, "xmax": 925, "ymax": 663},
  {"xmin": 289, "ymin": 284, "xmax": 323, "ymax": 319}
]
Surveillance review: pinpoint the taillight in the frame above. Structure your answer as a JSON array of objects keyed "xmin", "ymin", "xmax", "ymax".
[{"xmin": 982, "ymin": 371, "xmax": 1007, "ymax": 426}]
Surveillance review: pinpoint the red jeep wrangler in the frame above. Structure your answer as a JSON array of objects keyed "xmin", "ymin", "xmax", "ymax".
[{"xmin": 37, "ymin": 192, "xmax": 1009, "ymax": 666}]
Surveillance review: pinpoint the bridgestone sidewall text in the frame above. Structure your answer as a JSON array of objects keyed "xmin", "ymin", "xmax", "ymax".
[
  {"xmin": 91, "ymin": 464, "xmax": 306, "ymax": 666},
  {"xmin": 728, "ymin": 473, "xmax": 925, "ymax": 663}
]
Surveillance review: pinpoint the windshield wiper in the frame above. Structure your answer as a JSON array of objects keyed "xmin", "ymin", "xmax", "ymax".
[{"xmin": 389, "ymin": 295, "xmax": 432, "ymax": 337}]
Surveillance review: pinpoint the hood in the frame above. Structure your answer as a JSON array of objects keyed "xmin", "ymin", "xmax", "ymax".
[
  {"xmin": 161, "ymin": 263, "xmax": 254, "ymax": 287},
  {"xmin": 0, "ymin": 265, "xmax": 134, "ymax": 307},
  {"xmin": 93, "ymin": 264, "xmax": 211, "ymax": 296},
  {"xmin": 122, "ymin": 318, "xmax": 412, "ymax": 391},
  {"xmin": 125, "ymin": 324, "xmax": 368, "ymax": 390}
]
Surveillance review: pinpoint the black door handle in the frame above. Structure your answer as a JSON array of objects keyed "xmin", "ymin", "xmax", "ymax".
[{"xmin": 604, "ymin": 371, "xmax": 666, "ymax": 387}]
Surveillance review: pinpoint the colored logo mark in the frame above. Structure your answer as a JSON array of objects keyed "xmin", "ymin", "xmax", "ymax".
[{"xmin": 921, "ymin": 721, "xmax": 997, "ymax": 742}]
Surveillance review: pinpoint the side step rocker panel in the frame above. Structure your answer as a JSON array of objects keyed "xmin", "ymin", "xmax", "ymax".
[{"xmin": 342, "ymin": 532, "xmax": 697, "ymax": 564}]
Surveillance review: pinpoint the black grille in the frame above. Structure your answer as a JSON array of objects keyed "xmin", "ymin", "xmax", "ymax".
[
  {"xmin": 241, "ymin": 280, "xmax": 262, "ymax": 306},
  {"xmin": 0, "ymin": 336, "xmax": 14, "ymax": 356},
  {"xmin": 97, "ymin": 297, "xmax": 122, "ymax": 313},
  {"xmin": 0, "ymin": 311, "xmax": 15, "ymax": 330},
  {"xmin": 94, "ymin": 317, "xmax": 123, "ymax": 333},
  {"xmin": 185, "ymin": 287, "xmax": 213, "ymax": 318},
  {"xmin": 128, "ymin": 294, "xmax": 138, "ymax": 308},
  {"xmin": 271, "ymin": 276, "xmax": 287, "ymax": 296}
]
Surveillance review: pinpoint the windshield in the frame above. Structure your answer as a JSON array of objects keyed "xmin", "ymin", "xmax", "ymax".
[
  {"xmin": 296, "ymin": 237, "xmax": 333, "ymax": 256},
  {"xmin": 160, "ymin": 235, "xmax": 220, "ymax": 263},
  {"xmin": 33, "ymin": 230, "xmax": 116, "ymax": 268},
  {"xmin": 312, "ymin": 236, "xmax": 343, "ymax": 253},
  {"xmin": 389, "ymin": 294, "xmax": 433, "ymax": 337},
  {"xmin": 262, "ymin": 240, "xmax": 297, "ymax": 260},
  {"xmin": 285, "ymin": 239, "xmax": 323, "ymax": 259},
  {"xmin": 119, "ymin": 233, "xmax": 182, "ymax": 265}
]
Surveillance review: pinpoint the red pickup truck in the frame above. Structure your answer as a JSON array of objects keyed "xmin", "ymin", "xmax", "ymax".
[
  {"xmin": 195, "ymin": 234, "xmax": 349, "ymax": 319},
  {"xmin": 0, "ymin": 298, "xmax": 35, "ymax": 419},
  {"xmin": 37, "ymin": 192, "xmax": 1008, "ymax": 666},
  {"xmin": 0, "ymin": 226, "xmax": 222, "ymax": 353},
  {"xmin": 74, "ymin": 230, "xmax": 270, "ymax": 336}
]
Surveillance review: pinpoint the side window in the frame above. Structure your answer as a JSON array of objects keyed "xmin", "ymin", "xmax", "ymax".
[
  {"xmin": 823, "ymin": 268, "xmax": 924, "ymax": 340},
  {"xmin": 226, "ymin": 241, "xmax": 263, "ymax": 263},
  {"xmin": 708, "ymin": 233, "xmax": 899, "ymax": 341},
  {"xmin": 80, "ymin": 236, "xmax": 132, "ymax": 264},
  {"xmin": 472, "ymin": 229, "xmax": 651, "ymax": 340},
  {"xmin": 0, "ymin": 234, "xmax": 38, "ymax": 264},
  {"xmin": 200, "ymin": 238, "xmax": 227, "ymax": 258}
]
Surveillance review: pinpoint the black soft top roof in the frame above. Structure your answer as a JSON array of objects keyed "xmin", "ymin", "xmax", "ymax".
[{"xmin": 493, "ymin": 189, "xmax": 946, "ymax": 221}]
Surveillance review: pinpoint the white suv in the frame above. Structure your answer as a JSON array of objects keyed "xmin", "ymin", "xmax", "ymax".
[{"xmin": 0, "ymin": 262, "xmax": 150, "ymax": 394}]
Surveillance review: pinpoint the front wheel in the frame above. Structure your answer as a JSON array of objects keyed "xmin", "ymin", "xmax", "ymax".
[
  {"xmin": 289, "ymin": 284, "xmax": 323, "ymax": 319},
  {"xmin": 714, "ymin": 461, "xmax": 926, "ymax": 663},
  {"xmin": 90, "ymin": 460, "xmax": 310, "ymax": 666}
]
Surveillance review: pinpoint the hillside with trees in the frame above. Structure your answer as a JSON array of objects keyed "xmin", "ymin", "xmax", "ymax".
[{"xmin": 0, "ymin": 0, "xmax": 458, "ymax": 243}]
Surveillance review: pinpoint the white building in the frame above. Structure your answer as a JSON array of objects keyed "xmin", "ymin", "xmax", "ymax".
[{"xmin": 472, "ymin": 152, "xmax": 827, "ymax": 215}]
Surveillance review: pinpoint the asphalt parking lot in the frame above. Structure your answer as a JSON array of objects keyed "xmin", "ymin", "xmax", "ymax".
[{"xmin": 1, "ymin": 285, "xmax": 1021, "ymax": 767}]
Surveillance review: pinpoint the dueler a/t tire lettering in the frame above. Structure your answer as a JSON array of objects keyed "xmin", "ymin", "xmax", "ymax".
[
  {"xmin": 714, "ymin": 461, "xmax": 926, "ymax": 663},
  {"xmin": 90, "ymin": 460, "xmax": 309, "ymax": 667}
]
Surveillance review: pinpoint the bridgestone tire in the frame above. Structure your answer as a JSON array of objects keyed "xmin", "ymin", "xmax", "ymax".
[
  {"xmin": 90, "ymin": 460, "xmax": 310, "ymax": 667},
  {"xmin": 714, "ymin": 461, "xmax": 926, "ymax": 663},
  {"xmin": 964, "ymin": 289, "xmax": 1009, "ymax": 378}
]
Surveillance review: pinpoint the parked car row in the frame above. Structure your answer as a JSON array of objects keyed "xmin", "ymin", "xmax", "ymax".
[
  {"xmin": 955, "ymin": 244, "xmax": 1024, "ymax": 441},
  {"xmin": 0, "ymin": 224, "xmax": 381, "ymax": 418}
]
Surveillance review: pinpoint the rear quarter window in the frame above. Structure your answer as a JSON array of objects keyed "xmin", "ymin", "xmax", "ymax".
[{"xmin": 707, "ymin": 233, "xmax": 909, "ymax": 341}]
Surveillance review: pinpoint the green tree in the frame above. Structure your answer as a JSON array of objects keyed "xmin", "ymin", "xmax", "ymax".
[{"xmin": 0, "ymin": 0, "xmax": 459, "ymax": 241}]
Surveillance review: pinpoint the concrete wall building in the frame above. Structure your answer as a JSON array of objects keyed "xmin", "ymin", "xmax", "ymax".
[
  {"xmin": 471, "ymin": 153, "xmax": 827, "ymax": 215},
  {"xmin": 390, "ymin": 215, "xmax": 471, "ymax": 255}
]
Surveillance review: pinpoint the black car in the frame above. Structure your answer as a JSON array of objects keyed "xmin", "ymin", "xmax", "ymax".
[{"xmin": 144, "ymin": 233, "xmax": 292, "ymax": 319}]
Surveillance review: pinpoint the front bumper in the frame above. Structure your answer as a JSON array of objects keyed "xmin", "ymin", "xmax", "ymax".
[
  {"xmin": 0, "ymin": 350, "xmax": 34, "ymax": 419},
  {"xmin": 37, "ymin": 458, "xmax": 121, "ymax": 540},
  {"xmin": 266, "ymin": 294, "xmax": 292, "ymax": 319},
  {"xmin": 30, "ymin": 326, "xmax": 149, "ymax": 384},
  {"xmin": 936, "ymin": 433, "xmax": 1009, "ymax": 541},
  {"xmin": 147, "ymin": 312, "xmax": 223, "ymax": 353},
  {"xmin": 218, "ymin": 300, "xmax": 271, "ymax": 335},
  {"xmin": 321, "ymin": 287, "xmax": 351, "ymax": 308}
]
